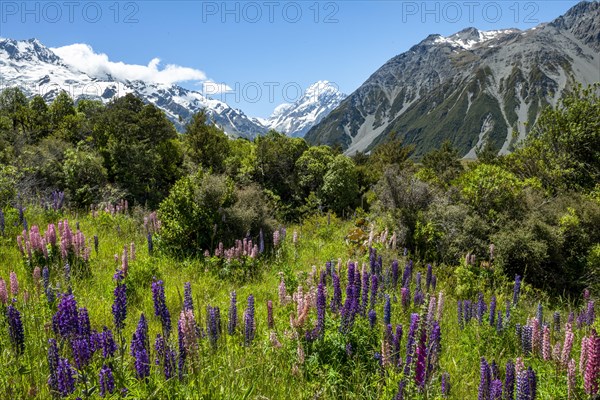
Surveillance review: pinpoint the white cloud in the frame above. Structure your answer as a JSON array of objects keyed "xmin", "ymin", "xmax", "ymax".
[{"xmin": 51, "ymin": 43, "xmax": 208, "ymax": 86}]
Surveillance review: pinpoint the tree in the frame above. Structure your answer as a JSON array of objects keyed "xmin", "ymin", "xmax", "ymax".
[
  {"xmin": 254, "ymin": 130, "xmax": 308, "ymax": 212},
  {"xmin": 63, "ymin": 148, "xmax": 108, "ymax": 207},
  {"xmin": 49, "ymin": 91, "xmax": 76, "ymax": 128},
  {"xmin": 28, "ymin": 95, "xmax": 51, "ymax": 142},
  {"xmin": 295, "ymin": 145, "xmax": 335, "ymax": 198},
  {"xmin": 183, "ymin": 110, "xmax": 230, "ymax": 173},
  {"xmin": 475, "ymin": 136, "xmax": 499, "ymax": 165},
  {"xmin": 320, "ymin": 155, "xmax": 359, "ymax": 216},
  {"xmin": 369, "ymin": 133, "xmax": 414, "ymax": 174},
  {"xmin": 94, "ymin": 94, "xmax": 183, "ymax": 207},
  {"xmin": 0, "ymin": 87, "xmax": 29, "ymax": 131},
  {"xmin": 421, "ymin": 140, "xmax": 463, "ymax": 185}
]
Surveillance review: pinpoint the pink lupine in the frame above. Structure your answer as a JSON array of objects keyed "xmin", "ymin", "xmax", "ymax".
[
  {"xmin": 273, "ymin": 230, "xmax": 280, "ymax": 247},
  {"xmin": 562, "ymin": 323, "xmax": 574, "ymax": 367},
  {"xmin": 278, "ymin": 275, "xmax": 288, "ymax": 305},
  {"xmin": 552, "ymin": 342, "xmax": 562, "ymax": 363},
  {"xmin": 436, "ymin": 291, "xmax": 444, "ymax": 322},
  {"xmin": 269, "ymin": 332, "xmax": 282, "ymax": 349},
  {"xmin": 542, "ymin": 325, "xmax": 551, "ymax": 361},
  {"xmin": 121, "ymin": 249, "xmax": 128, "ymax": 277},
  {"xmin": 9, "ymin": 271, "xmax": 18, "ymax": 296},
  {"xmin": 568, "ymin": 358, "xmax": 576, "ymax": 399},
  {"xmin": 531, "ymin": 317, "xmax": 540, "ymax": 355},
  {"xmin": 515, "ymin": 357, "xmax": 525, "ymax": 377},
  {"xmin": 33, "ymin": 267, "xmax": 41, "ymax": 291},
  {"xmin": 178, "ymin": 310, "xmax": 198, "ymax": 355},
  {"xmin": 0, "ymin": 278, "xmax": 7, "ymax": 304},
  {"xmin": 427, "ymin": 295, "xmax": 437, "ymax": 325},
  {"xmin": 584, "ymin": 329, "xmax": 600, "ymax": 395},
  {"xmin": 297, "ymin": 341, "xmax": 305, "ymax": 364},
  {"xmin": 17, "ymin": 235, "xmax": 24, "ymax": 255},
  {"xmin": 581, "ymin": 336, "xmax": 589, "ymax": 374},
  {"xmin": 130, "ymin": 242, "xmax": 136, "ymax": 261}
]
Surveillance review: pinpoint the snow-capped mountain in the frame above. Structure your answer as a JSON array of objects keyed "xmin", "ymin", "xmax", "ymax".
[
  {"xmin": 0, "ymin": 38, "xmax": 345, "ymax": 139},
  {"xmin": 0, "ymin": 38, "xmax": 270, "ymax": 138},
  {"xmin": 265, "ymin": 81, "xmax": 346, "ymax": 137},
  {"xmin": 306, "ymin": 1, "xmax": 600, "ymax": 157}
]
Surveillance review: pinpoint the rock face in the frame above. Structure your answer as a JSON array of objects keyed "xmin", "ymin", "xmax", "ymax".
[{"xmin": 305, "ymin": 1, "xmax": 600, "ymax": 157}]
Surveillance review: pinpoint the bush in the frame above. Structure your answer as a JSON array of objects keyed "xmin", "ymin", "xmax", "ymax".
[{"xmin": 158, "ymin": 172, "xmax": 274, "ymax": 257}]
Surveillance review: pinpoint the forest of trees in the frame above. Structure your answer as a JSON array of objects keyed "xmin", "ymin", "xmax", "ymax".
[{"xmin": 0, "ymin": 85, "xmax": 599, "ymax": 295}]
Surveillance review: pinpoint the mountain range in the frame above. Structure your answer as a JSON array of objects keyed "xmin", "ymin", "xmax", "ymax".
[
  {"xmin": 306, "ymin": 1, "xmax": 600, "ymax": 157},
  {"xmin": 1, "ymin": 1, "xmax": 599, "ymax": 156},
  {"xmin": 0, "ymin": 38, "xmax": 346, "ymax": 138}
]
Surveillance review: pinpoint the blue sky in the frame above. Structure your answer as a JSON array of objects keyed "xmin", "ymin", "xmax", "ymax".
[{"xmin": 1, "ymin": 0, "xmax": 583, "ymax": 117}]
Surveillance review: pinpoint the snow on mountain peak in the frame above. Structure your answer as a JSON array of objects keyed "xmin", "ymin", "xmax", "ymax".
[
  {"xmin": 266, "ymin": 81, "xmax": 347, "ymax": 137},
  {"xmin": 433, "ymin": 27, "xmax": 520, "ymax": 49}
]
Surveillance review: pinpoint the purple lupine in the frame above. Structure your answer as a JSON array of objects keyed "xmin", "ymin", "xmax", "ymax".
[
  {"xmin": 267, "ymin": 300, "xmax": 274, "ymax": 329},
  {"xmin": 361, "ymin": 270, "xmax": 369, "ymax": 315},
  {"xmin": 527, "ymin": 367, "xmax": 537, "ymax": 399},
  {"xmin": 131, "ymin": 314, "xmax": 150, "ymax": 379},
  {"xmin": 505, "ymin": 360, "xmax": 515, "ymax": 400},
  {"xmin": 426, "ymin": 264, "xmax": 432, "ymax": 292},
  {"xmin": 152, "ymin": 279, "xmax": 171, "ymax": 335},
  {"xmin": 428, "ymin": 321, "xmax": 441, "ymax": 375},
  {"xmin": 99, "ymin": 364, "xmax": 115, "ymax": 397},
  {"xmin": 431, "ymin": 275, "xmax": 437, "ymax": 291},
  {"xmin": 401, "ymin": 287, "xmax": 410, "ymax": 311},
  {"xmin": 368, "ymin": 309, "xmax": 377, "ymax": 328},
  {"xmin": 312, "ymin": 283, "xmax": 326, "ymax": 339},
  {"xmin": 183, "ymin": 282, "xmax": 193, "ymax": 312},
  {"xmin": 414, "ymin": 327, "xmax": 427, "ymax": 388},
  {"xmin": 458, "ymin": 300, "xmax": 464, "ymax": 329},
  {"xmin": 490, "ymin": 361, "xmax": 499, "ymax": 380},
  {"xmin": 403, "ymin": 313, "xmax": 420, "ymax": 377},
  {"xmin": 536, "ymin": 303, "xmax": 543, "ymax": 326},
  {"xmin": 553, "ymin": 312, "xmax": 561, "ymax": 333},
  {"xmin": 206, "ymin": 306, "xmax": 221, "ymax": 348},
  {"xmin": 112, "ymin": 281, "xmax": 127, "ymax": 332},
  {"xmin": 392, "ymin": 324, "xmax": 403, "ymax": 367},
  {"xmin": 464, "ymin": 300, "xmax": 473, "ymax": 323},
  {"xmin": 71, "ymin": 337, "xmax": 91, "ymax": 369},
  {"xmin": 7, "ymin": 305, "xmax": 24, "ymax": 356},
  {"xmin": 587, "ymin": 301, "xmax": 596, "ymax": 326},
  {"xmin": 228, "ymin": 291, "xmax": 237, "ymax": 335},
  {"xmin": 93, "ymin": 235, "xmax": 99, "ymax": 255},
  {"xmin": 441, "ymin": 372, "xmax": 450, "ymax": 397},
  {"xmin": 414, "ymin": 290, "xmax": 424, "ymax": 307},
  {"xmin": 47, "ymin": 338, "xmax": 60, "ymax": 392},
  {"xmin": 489, "ymin": 296, "xmax": 496, "ymax": 327},
  {"xmin": 391, "ymin": 260, "xmax": 399, "ymax": 288},
  {"xmin": 402, "ymin": 260, "xmax": 413, "ymax": 289},
  {"xmin": 53, "ymin": 293, "xmax": 79, "ymax": 338},
  {"xmin": 521, "ymin": 326, "xmax": 533, "ymax": 356},
  {"xmin": 78, "ymin": 307, "xmax": 91, "ymax": 338},
  {"xmin": 516, "ymin": 371, "xmax": 531, "ymax": 399},
  {"xmin": 478, "ymin": 357, "xmax": 490, "ymax": 400},
  {"xmin": 56, "ymin": 357, "xmax": 76, "ymax": 396},
  {"xmin": 330, "ymin": 272, "xmax": 342, "ymax": 313},
  {"xmin": 177, "ymin": 322, "xmax": 186, "ymax": 379},
  {"xmin": 259, "ymin": 229, "xmax": 264, "ymax": 253},
  {"xmin": 244, "ymin": 295, "xmax": 255, "ymax": 345},
  {"xmin": 477, "ymin": 293, "xmax": 486, "ymax": 325},
  {"xmin": 490, "ymin": 379, "xmax": 503, "ymax": 400},
  {"xmin": 100, "ymin": 327, "xmax": 117, "ymax": 358},
  {"xmin": 513, "ymin": 275, "xmax": 521, "ymax": 306},
  {"xmin": 384, "ymin": 294, "xmax": 391, "ymax": 325}
]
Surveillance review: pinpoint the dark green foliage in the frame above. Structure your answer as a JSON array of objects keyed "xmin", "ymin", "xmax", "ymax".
[
  {"xmin": 320, "ymin": 155, "xmax": 359, "ymax": 216},
  {"xmin": 94, "ymin": 94, "xmax": 184, "ymax": 207},
  {"xmin": 421, "ymin": 140, "xmax": 463, "ymax": 186},
  {"xmin": 183, "ymin": 110, "xmax": 230, "ymax": 173},
  {"xmin": 63, "ymin": 148, "xmax": 108, "ymax": 207},
  {"xmin": 158, "ymin": 172, "xmax": 274, "ymax": 257}
]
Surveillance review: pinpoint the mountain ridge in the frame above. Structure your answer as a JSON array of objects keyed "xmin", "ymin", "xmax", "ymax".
[{"xmin": 305, "ymin": 1, "xmax": 600, "ymax": 157}]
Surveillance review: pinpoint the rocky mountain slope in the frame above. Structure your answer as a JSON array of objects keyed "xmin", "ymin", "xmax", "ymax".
[{"xmin": 305, "ymin": 1, "xmax": 600, "ymax": 157}]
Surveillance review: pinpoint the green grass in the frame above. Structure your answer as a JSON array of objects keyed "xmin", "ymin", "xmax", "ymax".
[{"xmin": 0, "ymin": 206, "xmax": 596, "ymax": 399}]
